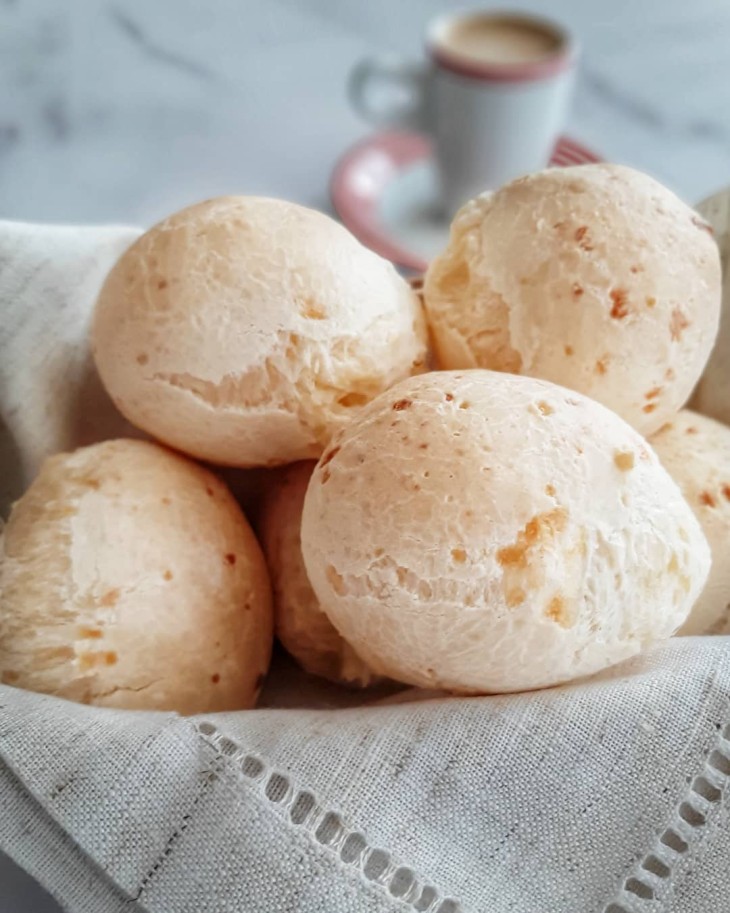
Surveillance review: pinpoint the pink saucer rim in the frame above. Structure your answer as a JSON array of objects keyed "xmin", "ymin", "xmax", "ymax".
[
  {"xmin": 330, "ymin": 130, "xmax": 601, "ymax": 273},
  {"xmin": 330, "ymin": 131, "xmax": 431, "ymax": 273}
]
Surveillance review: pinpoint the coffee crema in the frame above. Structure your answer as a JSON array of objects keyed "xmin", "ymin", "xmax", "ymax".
[{"xmin": 438, "ymin": 14, "xmax": 563, "ymax": 66}]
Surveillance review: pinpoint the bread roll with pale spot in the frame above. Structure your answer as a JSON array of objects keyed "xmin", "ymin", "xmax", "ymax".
[
  {"xmin": 651, "ymin": 410, "xmax": 730, "ymax": 634},
  {"xmin": 260, "ymin": 461, "xmax": 378, "ymax": 686},
  {"xmin": 92, "ymin": 197, "xmax": 428, "ymax": 467},
  {"xmin": 301, "ymin": 371, "xmax": 710, "ymax": 694},
  {"xmin": 424, "ymin": 164, "xmax": 721, "ymax": 435},
  {"xmin": 0, "ymin": 439, "xmax": 272, "ymax": 713}
]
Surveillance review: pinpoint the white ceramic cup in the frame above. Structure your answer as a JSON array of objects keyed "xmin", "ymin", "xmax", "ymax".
[{"xmin": 349, "ymin": 10, "xmax": 579, "ymax": 214}]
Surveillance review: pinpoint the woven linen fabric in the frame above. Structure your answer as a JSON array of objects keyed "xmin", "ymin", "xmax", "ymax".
[{"xmin": 1, "ymin": 221, "xmax": 729, "ymax": 913}]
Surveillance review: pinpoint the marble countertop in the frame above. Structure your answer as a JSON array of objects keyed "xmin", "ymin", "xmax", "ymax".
[
  {"xmin": 2, "ymin": 0, "xmax": 730, "ymax": 909},
  {"xmin": 2, "ymin": 0, "xmax": 730, "ymax": 232}
]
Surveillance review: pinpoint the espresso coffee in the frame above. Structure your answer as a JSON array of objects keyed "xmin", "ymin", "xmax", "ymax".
[
  {"xmin": 349, "ymin": 9, "xmax": 577, "ymax": 213},
  {"xmin": 439, "ymin": 14, "xmax": 563, "ymax": 66}
]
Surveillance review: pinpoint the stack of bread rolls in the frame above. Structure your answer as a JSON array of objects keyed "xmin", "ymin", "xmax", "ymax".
[{"xmin": 1, "ymin": 164, "xmax": 727, "ymax": 713}]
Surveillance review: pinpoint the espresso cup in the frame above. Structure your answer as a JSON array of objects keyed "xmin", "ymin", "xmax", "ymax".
[{"xmin": 349, "ymin": 10, "xmax": 579, "ymax": 214}]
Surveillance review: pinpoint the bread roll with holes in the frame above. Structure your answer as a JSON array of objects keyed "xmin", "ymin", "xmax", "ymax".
[
  {"xmin": 0, "ymin": 439, "xmax": 272, "ymax": 713},
  {"xmin": 260, "ymin": 461, "xmax": 378, "ymax": 686},
  {"xmin": 424, "ymin": 164, "xmax": 720, "ymax": 435},
  {"xmin": 92, "ymin": 197, "xmax": 428, "ymax": 467},
  {"xmin": 301, "ymin": 371, "xmax": 710, "ymax": 693},
  {"xmin": 651, "ymin": 410, "xmax": 730, "ymax": 634}
]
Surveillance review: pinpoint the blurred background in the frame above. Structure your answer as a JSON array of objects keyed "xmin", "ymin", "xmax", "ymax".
[
  {"xmin": 2, "ymin": 0, "xmax": 730, "ymax": 909},
  {"xmin": 1, "ymin": 0, "xmax": 730, "ymax": 228}
]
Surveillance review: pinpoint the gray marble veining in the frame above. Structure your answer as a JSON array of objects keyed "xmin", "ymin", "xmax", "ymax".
[{"xmin": 0, "ymin": 0, "xmax": 729, "ymax": 230}]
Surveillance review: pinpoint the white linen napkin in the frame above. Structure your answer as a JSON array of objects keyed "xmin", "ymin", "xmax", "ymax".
[{"xmin": 1, "ymin": 220, "xmax": 729, "ymax": 913}]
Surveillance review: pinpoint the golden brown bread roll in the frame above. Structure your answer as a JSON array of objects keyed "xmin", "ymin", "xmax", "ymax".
[
  {"xmin": 302, "ymin": 370, "xmax": 710, "ymax": 694},
  {"xmin": 260, "ymin": 461, "xmax": 378, "ymax": 687},
  {"xmin": 0, "ymin": 439, "xmax": 273, "ymax": 713},
  {"xmin": 92, "ymin": 196, "xmax": 428, "ymax": 467},
  {"xmin": 424, "ymin": 164, "xmax": 720, "ymax": 435}
]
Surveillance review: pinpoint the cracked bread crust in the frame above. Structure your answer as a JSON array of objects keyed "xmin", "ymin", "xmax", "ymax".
[
  {"xmin": 301, "ymin": 370, "xmax": 710, "ymax": 693},
  {"xmin": 0, "ymin": 439, "xmax": 272, "ymax": 713},
  {"xmin": 92, "ymin": 196, "xmax": 428, "ymax": 467},
  {"xmin": 424, "ymin": 164, "xmax": 720, "ymax": 435}
]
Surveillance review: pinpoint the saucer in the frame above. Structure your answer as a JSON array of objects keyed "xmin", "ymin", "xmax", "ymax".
[{"xmin": 330, "ymin": 131, "xmax": 600, "ymax": 272}]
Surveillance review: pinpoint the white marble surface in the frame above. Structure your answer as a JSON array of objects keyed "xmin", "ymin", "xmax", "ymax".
[
  {"xmin": 1, "ymin": 0, "xmax": 730, "ymax": 230},
  {"xmin": 2, "ymin": 0, "xmax": 730, "ymax": 909}
]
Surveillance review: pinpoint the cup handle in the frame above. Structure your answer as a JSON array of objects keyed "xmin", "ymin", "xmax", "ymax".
[{"xmin": 348, "ymin": 56, "xmax": 429, "ymax": 130}]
